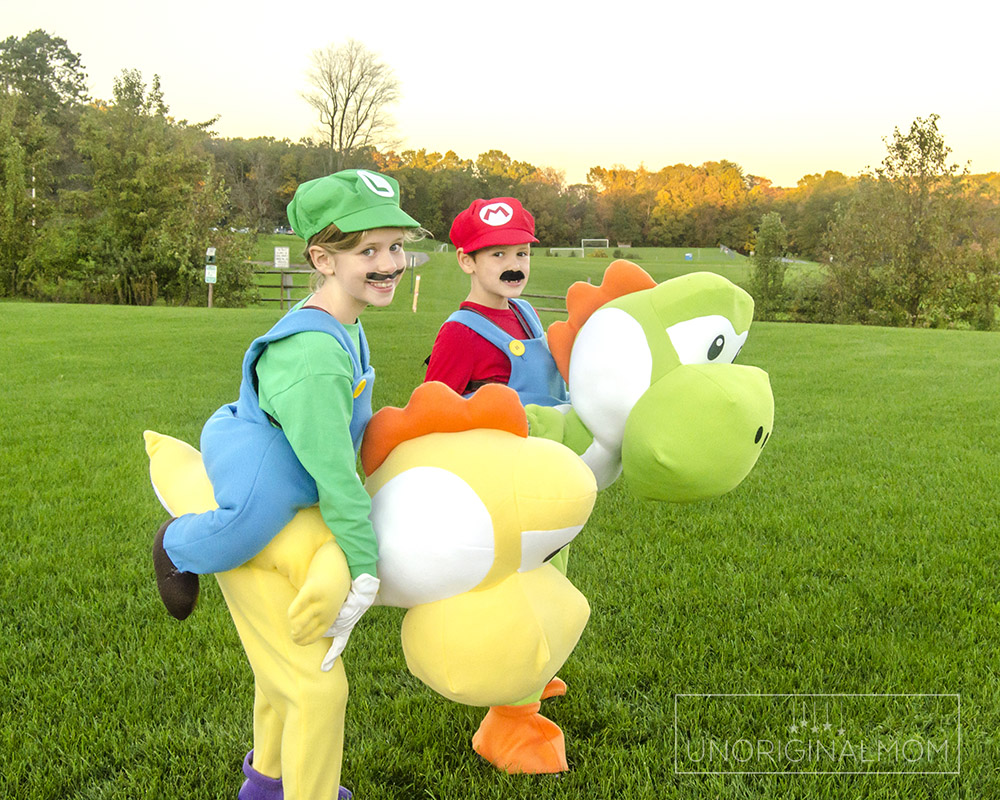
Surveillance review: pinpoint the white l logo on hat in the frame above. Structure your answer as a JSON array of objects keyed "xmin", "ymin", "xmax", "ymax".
[
  {"xmin": 357, "ymin": 170, "xmax": 395, "ymax": 198},
  {"xmin": 479, "ymin": 202, "xmax": 513, "ymax": 226}
]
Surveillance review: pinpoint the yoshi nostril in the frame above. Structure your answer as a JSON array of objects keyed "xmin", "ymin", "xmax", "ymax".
[
  {"xmin": 761, "ymin": 432, "xmax": 769, "ymax": 448},
  {"xmin": 754, "ymin": 426, "xmax": 763, "ymax": 444}
]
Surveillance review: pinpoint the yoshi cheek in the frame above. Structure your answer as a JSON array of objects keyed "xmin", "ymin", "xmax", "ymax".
[
  {"xmin": 568, "ymin": 306, "xmax": 654, "ymax": 452},
  {"xmin": 621, "ymin": 363, "xmax": 774, "ymax": 502}
]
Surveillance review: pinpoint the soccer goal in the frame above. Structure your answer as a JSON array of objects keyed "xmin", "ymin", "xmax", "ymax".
[{"xmin": 581, "ymin": 238, "xmax": 610, "ymax": 250}]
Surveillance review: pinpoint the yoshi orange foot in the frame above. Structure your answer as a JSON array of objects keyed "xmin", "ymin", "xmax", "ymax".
[
  {"xmin": 472, "ymin": 701, "xmax": 568, "ymax": 774},
  {"xmin": 541, "ymin": 677, "xmax": 567, "ymax": 700}
]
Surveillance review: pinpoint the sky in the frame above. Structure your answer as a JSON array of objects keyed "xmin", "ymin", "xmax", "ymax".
[{"xmin": 5, "ymin": 0, "xmax": 1000, "ymax": 187}]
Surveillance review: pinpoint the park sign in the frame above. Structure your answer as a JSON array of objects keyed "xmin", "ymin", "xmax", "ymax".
[
  {"xmin": 205, "ymin": 247, "xmax": 217, "ymax": 284},
  {"xmin": 274, "ymin": 246, "xmax": 290, "ymax": 269}
]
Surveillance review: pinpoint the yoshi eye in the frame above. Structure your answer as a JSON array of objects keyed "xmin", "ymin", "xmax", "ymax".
[
  {"xmin": 518, "ymin": 524, "xmax": 585, "ymax": 573},
  {"xmin": 708, "ymin": 335, "xmax": 725, "ymax": 360},
  {"xmin": 666, "ymin": 315, "xmax": 748, "ymax": 365}
]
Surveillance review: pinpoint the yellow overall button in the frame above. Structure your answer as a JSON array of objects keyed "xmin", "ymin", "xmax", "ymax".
[
  {"xmin": 353, "ymin": 378, "xmax": 367, "ymax": 398},
  {"xmin": 508, "ymin": 340, "xmax": 526, "ymax": 357}
]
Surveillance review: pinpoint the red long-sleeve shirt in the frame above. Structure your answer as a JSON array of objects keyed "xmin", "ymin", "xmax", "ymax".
[{"xmin": 424, "ymin": 301, "xmax": 532, "ymax": 395}]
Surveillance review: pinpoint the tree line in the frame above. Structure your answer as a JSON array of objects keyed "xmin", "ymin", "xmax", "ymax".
[{"xmin": 2, "ymin": 31, "xmax": 998, "ymax": 328}]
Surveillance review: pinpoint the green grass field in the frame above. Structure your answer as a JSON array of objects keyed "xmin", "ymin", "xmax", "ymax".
[
  {"xmin": 2, "ymin": 270, "xmax": 997, "ymax": 798},
  {"xmin": 251, "ymin": 236, "xmax": 758, "ymax": 310}
]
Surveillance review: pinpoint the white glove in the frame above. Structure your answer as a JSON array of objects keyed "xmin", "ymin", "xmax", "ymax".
[{"xmin": 321, "ymin": 573, "xmax": 380, "ymax": 671}]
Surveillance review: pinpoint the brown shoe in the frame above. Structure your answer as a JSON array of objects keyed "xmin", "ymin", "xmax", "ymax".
[{"xmin": 153, "ymin": 519, "xmax": 199, "ymax": 620}]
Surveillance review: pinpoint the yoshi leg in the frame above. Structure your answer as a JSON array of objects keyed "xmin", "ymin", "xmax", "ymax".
[
  {"xmin": 216, "ymin": 563, "xmax": 349, "ymax": 800},
  {"xmin": 472, "ymin": 544, "xmax": 572, "ymax": 774},
  {"xmin": 490, "ymin": 545, "xmax": 572, "ymax": 705},
  {"xmin": 250, "ymin": 684, "xmax": 282, "ymax": 779},
  {"xmin": 548, "ymin": 544, "xmax": 570, "ymax": 577},
  {"xmin": 541, "ymin": 543, "xmax": 570, "ymax": 701}
]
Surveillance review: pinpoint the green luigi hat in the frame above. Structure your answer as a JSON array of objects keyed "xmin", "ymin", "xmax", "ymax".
[{"xmin": 287, "ymin": 169, "xmax": 420, "ymax": 241}]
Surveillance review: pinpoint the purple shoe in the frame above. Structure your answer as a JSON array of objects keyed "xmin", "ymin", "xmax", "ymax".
[
  {"xmin": 237, "ymin": 749, "xmax": 353, "ymax": 800},
  {"xmin": 239, "ymin": 751, "xmax": 282, "ymax": 800}
]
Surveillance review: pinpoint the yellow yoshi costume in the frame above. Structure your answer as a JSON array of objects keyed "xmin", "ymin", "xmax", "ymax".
[
  {"xmin": 145, "ymin": 382, "xmax": 597, "ymax": 796},
  {"xmin": 146, "ymin": 431, "xmax": 353, "ymax": 799}
]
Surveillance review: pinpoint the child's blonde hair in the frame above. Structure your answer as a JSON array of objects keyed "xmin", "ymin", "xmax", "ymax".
[{"xmin": 305, "ymin": 223, "xmax": 430, "ymax": 289}]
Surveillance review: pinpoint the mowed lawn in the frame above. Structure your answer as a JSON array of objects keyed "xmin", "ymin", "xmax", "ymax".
[
  {"xmin": 252, "ymin": 236, "xmax": 755, "ymax": 307},
  {"xmin": 1, "ymin": 264, "xmax": 998, "ymax": 799}
]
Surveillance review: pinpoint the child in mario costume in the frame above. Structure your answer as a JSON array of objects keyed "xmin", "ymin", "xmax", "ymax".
[
  {"xmin": 149, "ymin": 168, "xmax": 421, "ymax": 799},
  {"xmin": 425, "ymin": 198, "xmax": 574, "ymax": 773},
  {"xmin": 424, "ymin": 197, "xmax": 568, "ymax": 407}
]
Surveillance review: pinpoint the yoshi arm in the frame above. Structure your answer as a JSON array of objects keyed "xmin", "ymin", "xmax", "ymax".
[{"xmin": 524, "ymin": 262, "xmax": 775, "ymax": 503}]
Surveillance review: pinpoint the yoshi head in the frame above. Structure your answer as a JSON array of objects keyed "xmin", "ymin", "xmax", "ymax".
[{"xmin": 548, "ymin": 263, "xmax": 774, "ymax": 502}]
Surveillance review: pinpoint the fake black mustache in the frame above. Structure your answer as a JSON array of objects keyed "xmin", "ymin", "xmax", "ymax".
[
  {"xmin": 501, "ymin": 270, "xmax": 525, "ymax": 282},
  {"xmin": 366, "ymin": 267, "xmax": 405, "ymax": 281}
]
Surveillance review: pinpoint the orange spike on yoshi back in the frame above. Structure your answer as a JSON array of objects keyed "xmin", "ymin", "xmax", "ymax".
[{"xmin": 547, "ymin": 260, "xmax": 657, "ymax": 383}]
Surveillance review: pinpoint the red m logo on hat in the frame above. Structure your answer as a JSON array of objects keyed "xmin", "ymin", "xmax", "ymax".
[
  {"xmin": 483, "ymin": 207, "xmax": 510, "ymax": 221},
  {"xmin": 480, "ymin": 201, "xmax": 513, "ymax": 226}
]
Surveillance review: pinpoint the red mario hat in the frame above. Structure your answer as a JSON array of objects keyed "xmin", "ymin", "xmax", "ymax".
[{"xmin": 449, "ymin": 197, "xmax": 539, "ymax": 253}]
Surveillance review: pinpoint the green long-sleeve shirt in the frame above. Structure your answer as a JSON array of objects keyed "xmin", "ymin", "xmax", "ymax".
[{"xmin": 255, "ymin": 326, "xmax": 378, "ymax": 579}]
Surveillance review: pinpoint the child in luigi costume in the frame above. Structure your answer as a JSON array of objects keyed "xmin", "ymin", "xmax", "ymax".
[
  {"xmin": 150, "ymin": 168, "xmax": 421, "ymax": 799},
  {"xmin": 424, "ymin": 197, "xmax": 568, "ymax": 407}
]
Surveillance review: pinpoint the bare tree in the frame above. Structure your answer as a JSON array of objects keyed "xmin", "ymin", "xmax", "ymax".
[{"xmin": 303, "ymin": 39, "xmax": 401, "ymax": 172}]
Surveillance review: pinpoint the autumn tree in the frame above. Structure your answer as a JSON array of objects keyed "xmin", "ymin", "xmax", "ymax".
[
  {"xmin": 0, "ymin": 29, "xmax": 88, "ymax": 113},
  {"xmin": 28, "ymin": 70, "xmax": 255, "ymax": 305},
  {"xmin": 303, "ymin": 39, "xmax": 400, "ymax": 172},
  {"xmin": 0, "ymin": 94, "xmax": 35, "ymax": 294},
  {"xmin": 825, "ymin": 115, "xmax": 968, "ymax": 326},
  {"xmin": 383, "ymin": 148, "xmax": 482, "ymax": 241},
  {"xmin": 0, "ymin": 30, "xmax": 90, "ymax": 295},
  {"xmin": 940, "ymin": 176, "xmax": 1000, "ymax": 330},
  {"xmin": 749, "ymin": 212, "xmax": 788, "ymax": 319},
  {"xmin": 519, "ymin": 167, "xmax": 576, "ymax": 245},
  {"xmin": 210, "ymin": 136, "xmax": 292, "ymax": 231},
  {"xmin": 588, "ymin": 165, "xmax": 656, "ymax": 245},
  {"xmin": 775, "ymin": 171, "xmax": 854, "ymax": 260},
  {"xmin": 609, "ymin": 160, "xmax": 772, "ymax": 249},
  {"xmin": 390, "ymin": 163, "xmax": 448, "ymax": 238},
  {"xmin": 475, "ymin": 149, "xmax": 537, "ymax": 197}
]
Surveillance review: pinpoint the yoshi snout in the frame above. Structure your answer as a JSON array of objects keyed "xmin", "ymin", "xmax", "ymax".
[{"xmin": 621, "ymin": 363, "xmax": 774, "ymax": 502}]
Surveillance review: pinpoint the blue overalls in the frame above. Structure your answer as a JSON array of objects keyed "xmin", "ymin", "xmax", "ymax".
[
  {"xmin": 445, "ymin": 298, "xmax": 569, "ymax": 407},
  {"xmin": 163, "ymin": 303, "xmax": 375, "ymax": 574}
]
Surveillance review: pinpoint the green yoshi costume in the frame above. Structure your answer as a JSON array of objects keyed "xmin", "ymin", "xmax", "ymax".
[
  {"xmin": 468, "ymin": 260, "xmax": 775, "ymax": 773},
  {"xmin": 526, "ymin": 260, "xmax": 773, "ymax": 501}
]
